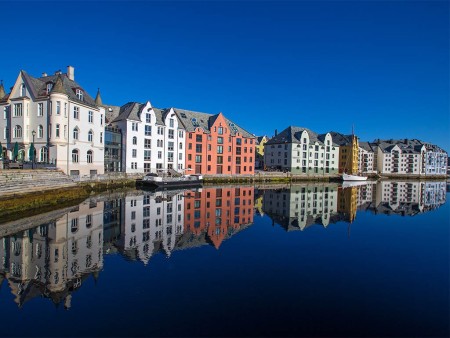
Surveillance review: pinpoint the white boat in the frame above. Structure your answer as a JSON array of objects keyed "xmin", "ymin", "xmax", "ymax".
[
  {"xmin": 137, "ymin": 169, "xmax": 203, "ymax": 189},
  {"xmin": 342, "ymin": 173, "xmax": 368, "ymax": 181},
  {"xmin": 342, "ymin": 180, "xmax": 369, "ymax": 188}
]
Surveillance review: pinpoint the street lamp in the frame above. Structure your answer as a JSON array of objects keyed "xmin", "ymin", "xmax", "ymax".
[{"xmin": 32, "ymin": 130, "xmax": 36, "ymax": 169}]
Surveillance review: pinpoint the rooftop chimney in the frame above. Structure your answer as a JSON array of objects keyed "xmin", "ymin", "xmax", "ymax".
[
  {"xmin": 42, "ymin": 72, "xmax": 47, "ymax": 77},
  {"xmin": 67, "ymin": 65, "xmax": 74, "ymax": 81}
]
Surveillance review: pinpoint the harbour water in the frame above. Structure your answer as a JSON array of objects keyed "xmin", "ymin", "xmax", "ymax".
[{"xmin": 0, "ymin": 181, "xmax": 448, "ymax": 337}]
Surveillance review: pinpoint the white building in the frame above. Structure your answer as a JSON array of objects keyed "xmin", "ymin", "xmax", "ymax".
[
  {"xmin": 264, "ymin": 126, "xmax": 339, "ymax": 174},
  {"xmin": 422, "ymin": 143, "xmax": 447, "ymax": 175},
  {"xmin": 107, "ymin": 102, "xmax": 186, "ymax": 173},
  {"xmin": 358, "ymin": 142, "xmax": 376, "ymax": 174},
  {"xmin": 0, "ymin": 66, "xmax": 105, "ymax": 176}
]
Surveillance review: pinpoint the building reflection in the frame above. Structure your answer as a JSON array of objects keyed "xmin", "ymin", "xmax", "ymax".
[
  {"xmin": 0, "ymin": 198, "xmax": 104, "ymax": 308},
  {"xmin": 0, "ymin": 181, "xmax": 446, "ymax": 309},
  {"xmin": 262, "ymin": 183, "xmax": 340, "ymax": 230}
]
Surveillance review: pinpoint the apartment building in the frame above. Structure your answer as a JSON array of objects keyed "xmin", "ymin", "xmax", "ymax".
[
  {"xmin": 358, "ymin": 142, "xmax": 376, "ymax": 174},
  {"xmin": 173, "ymin": 109, "xmax": 255, "ymax": 175},
  {"xmin": 106, "ymin": 102, "xmax": 186, "ymax": 173},
  {"xmin": 0, "ymin": 66, "xmax": 105, "ymax": 175},
  {"xmin": 264, "ymin": 126, "xmax": 339, "ymax": 174},
  {"xmin": 329, "ymin": 132, "xmax": 359, "ymax": 174}
]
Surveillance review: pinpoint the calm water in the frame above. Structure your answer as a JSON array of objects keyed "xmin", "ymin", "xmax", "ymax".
[{"xmin": 0, "ymin": 181, "xmax": 448, "ymax": 337}]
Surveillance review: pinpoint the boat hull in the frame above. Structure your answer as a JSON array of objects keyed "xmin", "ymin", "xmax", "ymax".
[{"xmin": 342, "ymin": 173, "xmax": 368, "ymax": 181}]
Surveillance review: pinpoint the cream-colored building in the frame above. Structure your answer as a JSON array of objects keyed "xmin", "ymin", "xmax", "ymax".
[{"xmin": 0, "ymin": 66, "xmax": 105, "ymax": 175}]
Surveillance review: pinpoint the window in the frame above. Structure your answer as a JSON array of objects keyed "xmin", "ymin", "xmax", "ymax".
[
  {"xmin": 21, "ymin": 83, "xmax": 26, "ymax": 96},
  {"xmin": 179, "ymin": 142, "xmax": 183, "ymax": 150},
  {"xmin": 100, "ymin": 132, "xmax": 103, "ymax": 143},
  {"xmin": 218, "ymin": 127, "xmax": 223, "ymax": 134},
  {"xmin": 132, "ymin": 136, "xmax": 137, "ymax": 145},
  {"xmin": 73, "ymin": 106, "xmax": 79, "ymax": 119},
  {"xmin": 73, "ymin": 127, "xmax": 79, "ymax": 140},
  {"xmin": 56, "ymin": 101, "xmax": 61, "ymax": 115},
  {"xmin": 88, "ymin": 130, "xmax": 93, "ymax": 142},
  {"xmin": 13, "ymin": 125, "xmax": 22, "ymax": 138},
  {"xmin": 13, "ymin": 103, "xmax": 23, "ymax": 117},
  {"xmin": 158, "ymin": 151, "xmax": 162, "ymax": 159},
  {"xmin": 195, "ymin": 155, "xmax": 202, "ymax": 163},
  {"xmin": 145, "ymin": 125, "xmax": 151, "ymax": 136},
  {"xmin": 168, "ymin": 142, "xmax": 174, "ymax": 151},
  {"xmin": 65, "ymin": 103, "xmax": 67, "ymax": 117},
  {"xmin": 168, "ymin": 129, "xmax": 174, "ymax": 139},
  {"xmin": 46, "ymin": 83, "xmax": 53, "ymax": 94},
  {"xmin": 236, "ymin": 138, "xmax": 242, "ymax": 145},
  {"xmin": 37, "ymin": 103, "xmax": 43, "ymax": 116},
  {"xmin": 217, "ymin": 145, "xmax": 223, "ymax": 154},
  {"xmin": 196, "ymin": 135, "xmax": 202, "ymax": 142},
  {"xmin": 144, "ymin": 150, "xmax": 151, "ymax": 160},
  {"xmin": 217, "ymin": 136, "xmax": 223, "ymax": 144},
  {"xmin": 87, "ymin": 150, "xmax": 93, "ymax": 163},
  {"xmin": 76, "ymin": 89, "xmax": 83, "ymax": 101},
  {"xmin": 179, "ymin": 130, "xmax": 184, "ymax": 138},
  {"xmin": 88, "ymin": 111, "xmax": 93, "ymax": 123},
  {"xmin": 72, "ymin": 149, "xmax": 79, "ymax": 163},
  {"xmin": 37, "ymin": 125, "xmax": 43, "ymax": 138},
  {"xmin": 39, "ymin": 147, "xmax": 48, "ymax": 162},
  {"xmin": 169, "ymin": 118, "xmax": 174, "ymax": 127},
  {"xmin": 144, "ymin": 139, "xmax": 151, "ymax": 148},
  {"xmin": 196, "ymin": 144, "xmax": 202, "ymax": 153},
  {"xmin": 132, "ymin": 149, "xmax": 137, "ymax": 158},
  {"xmin": 100, "ymin": 114, "xmax": 103, "ymax": 125},
  {"xmin": 146, "ymin": 113, "xmax": 151, "ymax": 123}
]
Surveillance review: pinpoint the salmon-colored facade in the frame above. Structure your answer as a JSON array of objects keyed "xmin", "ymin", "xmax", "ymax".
[
  {"xmin": 183, "ymin": 186, "xmax": 255, "ymax": 249},
  {"xmin": 183, "ymin": 113, "xmax": 255, "ymax": 175}
]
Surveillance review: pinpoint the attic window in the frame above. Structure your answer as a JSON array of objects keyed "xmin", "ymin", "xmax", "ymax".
[
  {"xmin": 180, "ymin": 113, "xmax": 187, "ymax": 118},
  {"xmin": 76, "ymin": 89, "xmax": 83, "ymax": 101},
  {"xmin": 46, "ymin": 83, "xmax": 53, "ymax": 94},
  {"xmin": 191, "ymin": 117, "xmax": 199, "ymax": 127}
]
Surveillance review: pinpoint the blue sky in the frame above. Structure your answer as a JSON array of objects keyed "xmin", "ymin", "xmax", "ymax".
[{"xmin": 2, "ymin": 1, "xmax": 449, "ymax": 150}]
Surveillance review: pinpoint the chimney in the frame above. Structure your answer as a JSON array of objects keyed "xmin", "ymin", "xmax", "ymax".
[
  {"xmin": 67, "ymin": 65, "xmax": 74, "ymax": 81},
  {"xmin": 275, "ymin": 129, "xmax": 278, "ymax": 136},
  {"xmin": 42, "ymin": 72, "xmax": 47, "ymax": 77}
]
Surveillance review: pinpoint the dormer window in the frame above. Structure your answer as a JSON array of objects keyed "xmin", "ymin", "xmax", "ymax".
[
  {"xmin": 76, "ymin": 89, "xmax": 83, "ymax": 101},
  {"xmin": 46, "ymin": 83, "xmax": 53, "ymax": 94}
]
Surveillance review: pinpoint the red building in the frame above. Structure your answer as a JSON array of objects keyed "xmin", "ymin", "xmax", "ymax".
[
  {"xmin": 183, "ymin": 187, "xmax": 255, "ymax": 249},
  {"xmin": 173, "ymin": 109, "xmax": 255, "ymax": 175}
]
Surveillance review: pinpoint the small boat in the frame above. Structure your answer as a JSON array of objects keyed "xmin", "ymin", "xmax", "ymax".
[
  {"xmin": 137, "ymin": 170, "xmax": 203, "ymax": 189},
  {"xmin": 342, "ymin": 173, "xmax": 368, "ymax": 181},
  {"xmin": 342, "ymin": 180, "xmax": 369, "ymax": 188}
]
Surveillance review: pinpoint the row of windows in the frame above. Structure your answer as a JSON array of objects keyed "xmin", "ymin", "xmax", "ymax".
[{"xmin": 72, "ymin": 150, "xmax": 94, "ymax": 163}]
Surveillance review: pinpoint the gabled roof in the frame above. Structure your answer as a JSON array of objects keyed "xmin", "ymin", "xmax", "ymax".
[
  {"xmin": 359, "ymin": 141, "xmax": 374, "ymax": 152},
  {"xmin": 112, "ymin": 102, "xmax": 144, "ymax": 122},
  {"xmin": 14, "ymin": 70, "xmax": 99, "ymax": 108},
  {"xmin": 328, "ymin": 132, "xmax": 355, "ymax": 146},
  {"xmin": 265, "ymin": 126, "xmax": 327, "ymax": 145},
  {"xmin": 172, "ymin": 108, "xmax": 254, "ymax": 138}
]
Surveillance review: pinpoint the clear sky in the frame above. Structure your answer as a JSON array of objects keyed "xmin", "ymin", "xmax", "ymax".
[{"xmin": 2, "ymin": 1, "xmax": 449, "ymax": 151}]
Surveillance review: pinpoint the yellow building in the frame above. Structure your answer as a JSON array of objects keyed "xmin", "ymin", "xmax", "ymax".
[
  {"xmin": 330, "ymin": 132, "xmax": 359, "ymax": 174},
  {"xmin": 256, "ymin": 136, "xmax": 269, "ymax": 169}
]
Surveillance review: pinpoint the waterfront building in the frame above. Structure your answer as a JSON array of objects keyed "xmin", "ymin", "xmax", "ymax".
[
  {"xmin": 104, "ymin": 125, "xmax": 123, "ymax": 172},
  {"xmin": 422, "ymin": 142, "xmax": 447, "ymax": 175},
  {"xmin": 329, "ymin": 132, "xmax": 359, "ymax": 174},
  {"xmin": 371, "ymin": 139, "xmax": 426, "ymax": 175},
  {"xmin": 0, "ymin": 67, "xmax": 105, "ymax": 175},
  {"xmin": 264, "ymin": 126, "xmax": 339, "ymax": 174},
  {"xmin": 172, "ymin": 109, "xmax": 255, "ymax": 175},
  {"xmin": 358, "ymin": 142, "xmax": 376, "ymax": 174},
  {"xmin": 255, "ymin": 135, "xmax": 269, "ymax": 169},
  {"xmin": 0, "ymin": 198, "xmax": 104, "ymax": 308},
  {"xmin": 106, "ymin": 102, "xmax": 186, "ymax": 173},
  {"xmin": 262, "ymin": 183, "xmax": 339, "ymax": 230}
]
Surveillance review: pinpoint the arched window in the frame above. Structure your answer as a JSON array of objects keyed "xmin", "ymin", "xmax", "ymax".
[
  {"xmin": 39, "ymin": 147, "xmax": 48, "ymax": 163},
  {"xmin": 88, "ymin": 130, "xmax": 93, "ymax": 142},
  {"xmin": 73, "ymin": 127, "xmax": 79, "ymax": 140},
  {"xmin": 13, "ymin": 125, "xmax": 22, "ymax": 138},
  {"xmin": 87, "ymin": 150, "xmax": 93, "ymax": 163},
  {"xmin": 72, "ymin": 149, "xmax": 79, "ymax": 163},
  {"xmin": 132, "ymin": 136, "xmax": 137, "ymax": 145},
  {"xmin": 37, "ymin": 125, "xmax": 44, "ymax": 138}
]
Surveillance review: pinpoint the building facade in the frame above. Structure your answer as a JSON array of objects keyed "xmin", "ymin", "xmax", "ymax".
[
  {"xmin": 358, "ymin": 142, "xmax": 376, "ymax": 174},
  {"xmin": 255, "ymin": 135, "xmax": 269, "ymax": 169},
  {"xmin": 329, "ymin": 132, "xmax": 359, "ymax": 174},
  {"xmin": 173, "ymin": 109, "xmax": 255, "ymax": 175},
  {"xmin": 264, "ymin": 126, "xmax": 339, "ymax": 174},
  {"xmin": 0, "ymin": 67, "xmax": 105, "ymax": 175}
]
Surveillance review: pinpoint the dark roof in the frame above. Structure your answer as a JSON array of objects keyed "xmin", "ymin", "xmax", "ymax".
[
  {"xmin": 173, "ymin": 108, "xmax": 254, "ymax": 138},
  {"xmin": 359, "ymin": 141, "xmax": 374, "ymax": 152},
  {"xmin": 20, "ymin": 70, "xmax": 98, "ymax": 108},
  {"xmin": 328, "ymin": 132, "xmax": 354, "ymax": 146},
  {"xmin": 265, "ymin": 126, "xmax": 327, "ymax": 145},
  {"xmin": 112, "ymin": 102, "xmax": 144, "ymax": 122},
  {"xmin": 374, "ymin": 139, "xmax": 425, "ymax": 154}
]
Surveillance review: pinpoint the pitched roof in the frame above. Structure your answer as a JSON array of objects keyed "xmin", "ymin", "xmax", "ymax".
[
  {"xmin": 172, "ymin": 108, "xmax": 254, "ymax": 138},
  {"xmin": 328, "ymin": 132, "xmax": 354, "ymax": 146},
  {"xmin": 95, "ymin": 88, "xmax": 103, "ymax": 106},
  {"xmin": 0, "ymin": 81, "xmax": 5, "ymax": 100},
  {"xmin": 19, "ymin": 70, "xmax": 98, "ymax": 108},
  {"xmin": 112, "ymin": 102, "xmax": 144, "ymax": 122},
  {"xmin": 359, "ymin": 141, "xmax": 374, "ymax": 152},
  {"xmin": 266, "ymin": 126, "xmax": 322, "ymax": 145}
]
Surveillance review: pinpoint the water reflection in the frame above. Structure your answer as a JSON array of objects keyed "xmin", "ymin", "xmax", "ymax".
[{"xmin": 0, "ymin": 181, "xmax": 446, "ymax": 309}]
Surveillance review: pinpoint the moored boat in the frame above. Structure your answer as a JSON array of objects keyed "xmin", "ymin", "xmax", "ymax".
[
  {"xmin": 342, "ymin": 173, "xmax": 368, "ymax": 181},
  {"xmin": 137, "ymin": 171, "xmax": 203, "ymax": 189}
]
